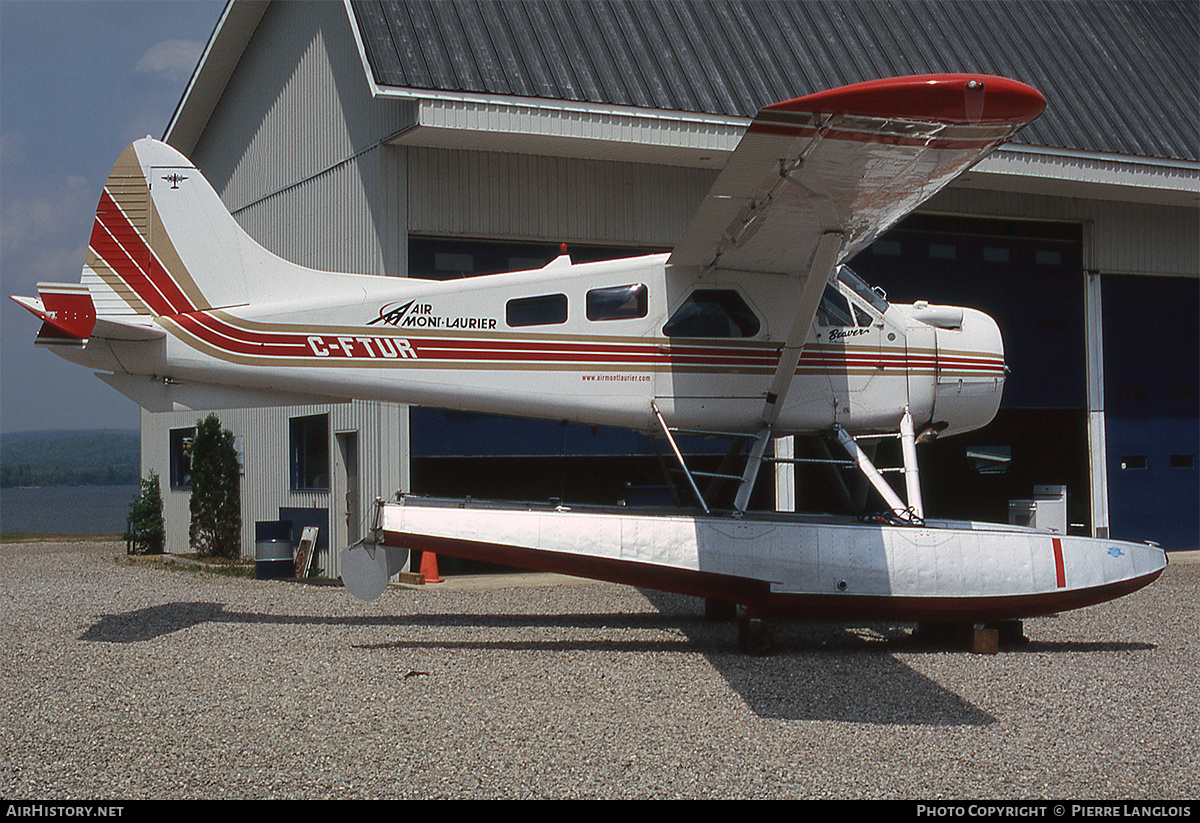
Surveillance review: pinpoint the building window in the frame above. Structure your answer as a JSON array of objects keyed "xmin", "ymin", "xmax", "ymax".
[
  {"xmin": 1170, "ymin": 454, "xmax": 1196, "ymax": 469},
  {"xmin": 433, "ymin": 252, "xmax": 474, "ymax": 278},
  {"xmin": 506, "ymin": 293, "xmax": 568, "ymax": 327},
  {"xmin": 663, "ymin": 289, "xmax": 760, "ymax": 338},
  {"xmin": 169, "ymin": 427, "xmax": 195, "ymax": 489},
  {"xmin": 965, "ymin": 446, "xmax": 1012, "ymax": 475},
  {"xmin": 290, "ymin": 414, "xmax": 329, "ymax": 491},
  {"xmin": 586, "ymin": 284, "xmax": 647, "ymax": 321},
  {"xmin": 1120, "ymin": 455, "xmax": 1148, "ymax": 471}
]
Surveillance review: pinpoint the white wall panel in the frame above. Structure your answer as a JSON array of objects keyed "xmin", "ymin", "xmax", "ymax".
[{"xmin": 406, "ymin": 145, "xmax": 715, "ymax": 248}]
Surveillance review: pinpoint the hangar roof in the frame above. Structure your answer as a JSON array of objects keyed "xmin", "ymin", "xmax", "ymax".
[
  {"xmin": 165, "ymin": 1, "xmax": 1198, "ymax": 206},
  {"xmin": 349, "ymin": 0, "xmax": 1198, "ymax": 163}
]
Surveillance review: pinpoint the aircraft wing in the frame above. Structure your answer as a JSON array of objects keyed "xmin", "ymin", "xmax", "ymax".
[{"xmin": 667, "ymin": 75, "xmax": 1046, "ymax": 277}]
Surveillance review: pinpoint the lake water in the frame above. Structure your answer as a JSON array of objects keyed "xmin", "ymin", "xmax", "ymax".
[{"xmin": 0, "ymin": 485, "xmax": 139, "ymax": 535}]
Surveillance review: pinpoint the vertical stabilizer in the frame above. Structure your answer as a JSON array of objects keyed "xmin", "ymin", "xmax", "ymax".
[{"xmin": 83, "ymin": 138, "xmax": 256, "ymax": 318}]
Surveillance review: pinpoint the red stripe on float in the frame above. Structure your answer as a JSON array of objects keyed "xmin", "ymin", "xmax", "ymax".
[{"xmin": 1053, "ymin": 537, "xmax": 1066, "ymax": 588}]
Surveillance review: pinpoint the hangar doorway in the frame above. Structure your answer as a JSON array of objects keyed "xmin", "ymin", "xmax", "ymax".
[
  {"xmin": 1102, "ymin": 275, "xmax": 1198, "ymax": 549},
  {"xmin": 849, "ymin": 215, "xmax": 1092, "ymax": 532}
]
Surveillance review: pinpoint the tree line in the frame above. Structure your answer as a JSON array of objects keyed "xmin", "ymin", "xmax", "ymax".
[{"xmin": 0, "ymin": 431, "xmax": 139, "ymax": 487}]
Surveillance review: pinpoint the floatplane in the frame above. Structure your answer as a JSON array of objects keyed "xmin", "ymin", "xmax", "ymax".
[{"xmin": 14, "ymin": 75, "xmax": 1165, "ymax": 651}]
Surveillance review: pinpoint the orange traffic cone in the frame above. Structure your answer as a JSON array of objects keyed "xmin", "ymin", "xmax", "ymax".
[{"xmin": 419, "ymin": 551, "xmax": 443, "ymax": 584}]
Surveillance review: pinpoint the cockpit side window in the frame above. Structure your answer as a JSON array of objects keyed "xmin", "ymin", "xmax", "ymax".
[
  {"xmin": 663, "ymin": 289, "xmax": 761, "ymax": 338},
  {"xmin": 837, "ymin": 266, "xmax": 889, "ymax": 314},
  {"xmin": 817, "ymin": 285, "xmax": 855, "ymax": 327}
]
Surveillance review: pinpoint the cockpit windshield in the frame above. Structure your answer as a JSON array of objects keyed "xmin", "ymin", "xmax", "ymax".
[{"xmin": 837, "ymin": 266, "xmax": 889, "ymax": 314}]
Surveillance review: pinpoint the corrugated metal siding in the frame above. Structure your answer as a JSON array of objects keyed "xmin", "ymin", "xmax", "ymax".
[
  {"xmin": 407, "ymin": 145, "xmax": 714, "ymax": 246},
  {"xmin": 351, "ymin": 0, "xmax": 1199, "ymax": 162},
  {"xmin": 408, "ymin": 144, "xmax": 1198, "ymax": 278},
  {"xmin": 190, "ymin": 0, "xmax": 411, "ymax": 274},
  {"xmin": 233, "ymin": 152, "xmax": 387, "ymax": 274}
]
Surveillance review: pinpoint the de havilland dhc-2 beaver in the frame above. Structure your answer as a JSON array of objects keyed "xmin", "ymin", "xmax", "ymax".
[{"xmin": 14, "ymin": 74, "xmax": 1167, "ymax": 649}]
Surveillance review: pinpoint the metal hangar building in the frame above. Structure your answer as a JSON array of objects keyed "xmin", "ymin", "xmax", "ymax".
[{"xmin": 146, "ymin": 0, "xmax": 1199, "ymax": 574}]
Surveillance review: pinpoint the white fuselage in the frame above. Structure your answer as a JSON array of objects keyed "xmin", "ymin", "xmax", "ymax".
[{"xmin": 71, "ymin": 253, "xmax": 1004, "ymax": 440}]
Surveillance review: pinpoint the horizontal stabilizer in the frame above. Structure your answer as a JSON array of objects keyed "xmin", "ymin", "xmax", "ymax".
[
  {"xmin": 12, "ymin": 283, "xmax": 96, "ymax": 342},
  {"xmin": 93, "ymin": 317, "xmax": 166, "ymax": 341},
  {"xmin": 96, "ymin": 372, "xmax": 347, "ymax": 413}
]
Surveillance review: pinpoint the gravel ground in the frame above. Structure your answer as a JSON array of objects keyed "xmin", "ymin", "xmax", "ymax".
[{"xmin": 1, "ymin": 539, "xmax": 1197, "ymax": 800}]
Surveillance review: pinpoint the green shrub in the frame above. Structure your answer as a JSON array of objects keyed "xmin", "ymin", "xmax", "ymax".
[
  {"xmin": 188, "ymin": 414, "xmax": 241, "ymax": 558},
  {"xmin": 124, "ymin": 471, "xmax": 164, "ymax": 555}
]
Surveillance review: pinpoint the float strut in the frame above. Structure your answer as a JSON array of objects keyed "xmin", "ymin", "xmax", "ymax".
[{"xmin": 899, "ymin": 407, "xmax": 924, "ymax": 522}]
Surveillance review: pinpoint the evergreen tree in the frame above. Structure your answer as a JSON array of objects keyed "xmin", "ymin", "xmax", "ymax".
[
  {"xmin": 188, "ymin": 414, "xmax": 241, "ymax": 558},
  {"xmin": 124, "ymin": 471, "xmax": 165, "ymax": 554}
]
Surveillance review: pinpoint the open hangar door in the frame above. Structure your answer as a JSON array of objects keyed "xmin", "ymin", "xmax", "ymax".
[
  {"xmin": 849, "ymin": 215, "xmax": 1092, "ymax": 534},
  {"xmin": 1101, "ymin": 275, "xmax": 1198, "ymax": 550}
]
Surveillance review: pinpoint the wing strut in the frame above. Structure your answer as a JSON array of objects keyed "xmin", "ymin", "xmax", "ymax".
[
  {"xmin": 652, "ymin": 401, "xmax": 711, "ymax": 514},
  {"xmin": 733, "ymin": 231, "xmax": 844, "ymax": 514}
]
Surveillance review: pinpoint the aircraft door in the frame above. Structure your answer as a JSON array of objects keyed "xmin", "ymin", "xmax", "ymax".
[
  {"xmin": 815, "ymin": 284, "xmax": 887, "ymax": 429},
  {"xmin": 655, "ymin": 287, "xmax": 767, "ymax": 430}
]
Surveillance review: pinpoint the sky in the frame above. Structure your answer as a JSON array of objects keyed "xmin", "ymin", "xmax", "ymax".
[{"xmin": 1, "ymin": 0, "xmax": 226, "ymax": 434}]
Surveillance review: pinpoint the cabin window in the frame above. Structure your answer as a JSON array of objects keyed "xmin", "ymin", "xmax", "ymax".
[
  {"xmin": 663, "ymin": 289, "xmax": 760, "ymax": 338},
  {"xmin": 169, "ymin": 427, "xmax": 195, "ymax": 489},
  {"xmin": 506, "ymin": 293, "xmax": 567, "ymax": 327},
  {"xmin": 586, "ymin": 284, "xmax": 647, "ymax": 321},
  {"xmin": 290, "ymin": 414, "xmax": 329, "ymax": 491}
]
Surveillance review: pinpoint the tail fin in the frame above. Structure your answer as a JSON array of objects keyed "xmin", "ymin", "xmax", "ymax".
[{"xmin": 81, "ymin": 138, "xmax": 257, "ymax": 318}]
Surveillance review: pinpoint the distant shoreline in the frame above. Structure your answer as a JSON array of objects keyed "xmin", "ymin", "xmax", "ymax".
[{"xmin": 1, "ymin": 429, "xmax": 140, "ymax": 489}]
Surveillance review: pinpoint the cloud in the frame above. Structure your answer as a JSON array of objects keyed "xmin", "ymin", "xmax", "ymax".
[
  {"xmin": 0, "ymin": 170, "xmax": 96, "ymax": 288},
  {"xmin": 134, "ymin": 38, "xmax": 204, "ymax": 85}
]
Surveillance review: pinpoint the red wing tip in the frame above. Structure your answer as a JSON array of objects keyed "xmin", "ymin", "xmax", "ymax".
[{"xmin": 765, "ymin": 74, "xmax": 1047, "ymax": 127}]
